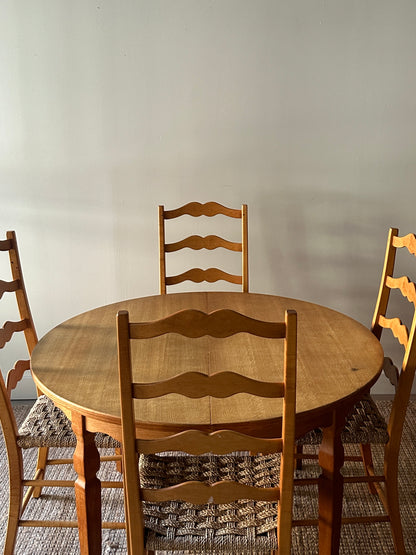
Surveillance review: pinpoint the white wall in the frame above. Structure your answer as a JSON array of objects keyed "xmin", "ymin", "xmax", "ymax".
[{"xmin": 1, "ymin": 1, "xmax": 416, "ymax": 397}]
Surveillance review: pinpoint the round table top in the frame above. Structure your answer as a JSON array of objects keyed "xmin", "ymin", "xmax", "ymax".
[{"xmin": 31, "ymin": 292, "xmax": 384, "ymax": 438}]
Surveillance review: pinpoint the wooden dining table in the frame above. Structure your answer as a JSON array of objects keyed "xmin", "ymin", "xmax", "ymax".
[{"xmin": 30, "ymin": 291, "xmax": 384, "ymax": 554}]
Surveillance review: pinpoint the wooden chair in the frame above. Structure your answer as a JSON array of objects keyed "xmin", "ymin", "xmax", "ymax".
[
  {"xmin": 295, "ymin": 227, "xmax": 416, "ymax": 554},
  {"xmin": 0, "ymin": 231, "xmax": 122, "ymax": 553},
  {"xmin": 117, "ymin": 307, "xmax": 297, "ymax": 555},
  {"xmin": 158, "ymin": 201, "xmax": 248, "ymax": 294}
]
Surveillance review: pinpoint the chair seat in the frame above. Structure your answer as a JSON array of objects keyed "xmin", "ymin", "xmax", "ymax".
[
  {"xmin": 296, "ymin": 394, "xmax": 389, "ymax": 446},
  {"xmin": 139, "ymin": 453, "xmax": 280, "ymax": 553},
  {"xmin": 17, "ymin": 395, "xmax": 120, "ymax": 449}
]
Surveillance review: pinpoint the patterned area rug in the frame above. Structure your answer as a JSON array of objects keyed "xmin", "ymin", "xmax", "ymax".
[
  {"xmin": 0, "ymin": 401, "xmax": 415, "ymax": 554},
  {"xmin": 292, "ymin": 400, "xmax": 416, "ymax": 554}
]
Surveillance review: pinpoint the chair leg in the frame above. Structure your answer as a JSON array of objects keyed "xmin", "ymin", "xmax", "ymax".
[
  {"xmin": 295, "ymin": 444, "xmax": 303, "ymax": 470},
  {"xmin": 359, "ymin": 443, "xmax": 377, "ymax": 495},
  {"xmin": 32, "ymin": 446, "xmax": 49, "ymax": 498},
  {"xmin": 384, "ymin": 455, "xmax": 406, "ymax": 555},
  {"xmin": 115, "ymin": 446, "xmax": 123, "ymax": 473},
  {"xmin": 4, "ymin": 462, "xmax": 24, "ymax": 555}
]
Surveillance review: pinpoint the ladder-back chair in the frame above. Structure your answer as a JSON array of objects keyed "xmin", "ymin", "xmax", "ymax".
[
  {"xmin": 117, "ymin": 307, "xmax": 297, "ymax": 555},
  {"xmin": 158, "ymin": 201, "xmax": 248, "ymax": 294},
  {"xmin": 296, "ymin": 227, "xmax": 416, "ymax": 554},
  {"xmin": 0, "ymin": 231, "xmax": 122, "ymax": 553}
]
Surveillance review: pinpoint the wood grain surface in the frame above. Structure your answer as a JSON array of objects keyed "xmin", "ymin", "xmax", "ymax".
[{"xmin": 31, "ymin": 292, "xmax": 383, "ymax": 439}]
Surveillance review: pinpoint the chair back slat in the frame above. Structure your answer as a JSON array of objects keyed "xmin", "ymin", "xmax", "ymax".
[
  {"xmin": 382, "ymin": 357, "xmax": 400, "ymax": 389},
  {"xmin": 136, "ymin": 430, "xmax": 283, "ymax": 455},
  {"xmin": 164, "ymin": 201, "xmax": 242, "ymax": 219},
  {"xmin": 0, "ymin": 319, "xmax": 29, "ymax": 349},
  {"xmin": 129, "ymin": 308, "xmax": 285, "ymax": 339},
  {"xmin": 386, "ymin": 275, "xmax": 416, "ymax": 305},
  {"xmin": 392, "ymin": 232, "xmax": 416, "ymax": 255},
  {"xmin": 141, "ymin": 480, "xmax": 281, "ymax": 505},
  {"xmin": 159, "ymin": 202, "xmax": 249, "ymax": 293},
  {"xmin": 165, "ymin": 268, "xmax": 242, "ymax": 287},
  {"xmin": 165, "ymin": 234, "xmax": 243, "ymax": 253},
  {"xmin": 378, "ymin": 315, "xmax": 409, "ymax": 348},
  {"xmin": 133, "ymin": 371, "xmax": 284, "ymax": 399},
  {"xmin": 0, "ymin": 278, "xmax": 20, "ymax": 299},
  {"xmin": 0, "ymin": 238, "xmax": 13, "ymax": 251},
  {"xmin": 6, "ymin": 359, "xmax": 31, "ymax": 396}
]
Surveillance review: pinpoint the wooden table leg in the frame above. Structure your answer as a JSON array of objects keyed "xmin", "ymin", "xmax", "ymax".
[
  {"xmin": 318, "ymin": 409, "xmax": 346, "ymax": 554},
  {"xmin": 72, "ymin": 412, "xmax": 102, "ymax": 555}
]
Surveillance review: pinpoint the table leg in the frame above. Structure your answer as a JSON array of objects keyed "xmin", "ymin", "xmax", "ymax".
[
  {"xmin": 318, "ymin": 409, "xmax": 346, "ymax": 554},
  {"xmin": 72, "ymin": 412, "xmax": 102, "ymax": 555}
]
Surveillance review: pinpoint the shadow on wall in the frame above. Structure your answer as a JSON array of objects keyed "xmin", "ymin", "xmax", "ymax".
[
  {"xmin": 253, "ymin": 188, "xmax": 388, "ymax": 324},
  {"xmin": 254, "ymin": 187, "xmax": 416, "ymax": 396}
]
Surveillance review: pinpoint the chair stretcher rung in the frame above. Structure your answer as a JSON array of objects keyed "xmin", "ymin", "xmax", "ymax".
[
  {"xmin": 23, "ymin": 479, "xmax": 122, "ymax": 488},
  {"xmin": 44, "ymin": 458, "xmax": 73, "ymax": 465},
  {"xmin": 343, "ymin": 475, "xmax": 385, "ymax": 484},
  {"xmin": 101, "ymin": 481, "xmax": 123, "ymax": 488},
  {"xmin": 45, "ymin": 454, "xmax": 121, "ymax": 466},
  {"xmin": 23, "ymin": 479, "xmax": 74, "ymax": 487},
  {"xmin": 294, "ymin": 477, "xmax": 319, "ymax": 486},
  {"xmin": 342, "ymin": 515, "xmax": 390, "ymax": 524},
  {"xmin": 19, "ymin": 520, "xmax": 79, "ymax": 528},
  {"xmin": 292, "ymin": 518, "xmax": 318, "ymax": 527},
  {"xmin": 19, "ymin": 520, "xmax": 125, "ymax": 529},
  {"xmin": 293, "ymin": 514, "xmax": 391, "ymax": 527},
  {"xmin": 102, "ymin": 521, "xmax": 126, "ymax": 529}
]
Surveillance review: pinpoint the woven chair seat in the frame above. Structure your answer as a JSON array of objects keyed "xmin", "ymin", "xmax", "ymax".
[
  {"xmin": 139, "ymin": 453, "xmax": 281, "ymax": 554},
  {"xmin": 17, "ymin": 395, "xmax": 120, "ymax": 449},
  {"xmin": 296, "ymin": 394, "xmax": 389, "ymax": 446}
]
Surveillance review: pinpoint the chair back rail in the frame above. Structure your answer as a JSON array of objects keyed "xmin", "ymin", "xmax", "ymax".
[{"xmin": 158, "ymin": 201, "xmax": 248, "ymax": 294}]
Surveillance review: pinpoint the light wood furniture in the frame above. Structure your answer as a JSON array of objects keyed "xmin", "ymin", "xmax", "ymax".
[
  {"xmin": 117, "ymin": 308, "xmax": 297, "ymax": 554},
  {"xmin": 0, "ymin": 230, "xmax": 77, "ymax": 553},
  {"xmin": 0, "ymin": 373, "xmax": 74, "ymax": 554},
  {"xmin": 296, "ymin": 228, "xmax": 416, "ymax": 554},
  {"xmin": 30, "ymin": 291, "xmax": 384, "ymax": 554},
  {"xmin": 158, "ymin": 201, "xmax": 248, "ymax": 293},
  {"xmin": 0, "ymin": 231, "xmax": 122, "ymax": 554}
]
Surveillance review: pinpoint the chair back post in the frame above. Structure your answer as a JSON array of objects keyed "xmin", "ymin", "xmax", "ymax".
[
  {"xmin": 158, "ymin": 206, "xmax": 167, "ymax": 295},
  {"xmin": 241, "ymin": 203, "xmax": 249, "ymax": 292},
  {"xmin": 6, "ymin": 231, "xmax": 38, "ymax": 354},
  {"xmin": 371, "ymin": 227, "xmax": 399, "ymax": 340},
  {"xmin": 371, "ymin": 227, "xmax": 416, "ymax": 495},
  {"xmin": 278, "ymin": 308, "xmax": 297, "ymax": 552},
  {"xmin": 383, "ymin": 229, "xmax": 416, "ymax": 460},
  {"xmin": 386, "ymin": 314, "xmax": 416, "ymax": 461},
  {"xmin": 0, "ymin": 231, "xmax": 39, "ymax": 395},
  {"xmin": 117, "ymin": 310, "xmax": 146, "ymax": 554}
]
